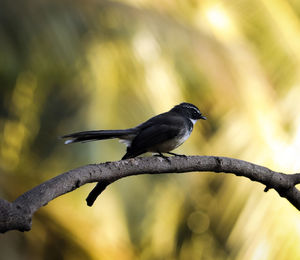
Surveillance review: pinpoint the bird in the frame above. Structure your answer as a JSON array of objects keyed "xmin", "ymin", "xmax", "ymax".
[{"xmin": 62, "ymin": 102, "xmax": 206, "ymax": 206}]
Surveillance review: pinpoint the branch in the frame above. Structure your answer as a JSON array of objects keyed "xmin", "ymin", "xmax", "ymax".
[{"xmin": 1, "ymin": 156, "xmax": 299, "ymax": 233}]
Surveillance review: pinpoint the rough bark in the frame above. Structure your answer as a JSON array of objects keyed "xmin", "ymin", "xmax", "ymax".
[{"xmin": 1, "ymin": 156, "xmax": 300, "ymax": 233}]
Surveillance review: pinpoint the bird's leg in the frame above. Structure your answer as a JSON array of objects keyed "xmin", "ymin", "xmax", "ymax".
[
  {"xmin": 166, "ymin": 152, "xmax": 187, "ymax": 157},
  {"xmin": 154, "ymin": 152, "xmax": 171, "ymax": 162}
]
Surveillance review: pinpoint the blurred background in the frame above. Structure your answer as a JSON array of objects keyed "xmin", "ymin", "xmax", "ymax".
[{"xmin": 1, "ymin": 0, "xmax": 300, "ymax": 259}]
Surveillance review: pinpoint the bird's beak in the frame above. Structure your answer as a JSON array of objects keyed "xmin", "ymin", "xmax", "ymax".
[{"xmin": 200, "ymin": 115, "xmax": 207, "ymax": 120}]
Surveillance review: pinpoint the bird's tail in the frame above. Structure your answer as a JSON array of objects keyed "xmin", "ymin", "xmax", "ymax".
[{"xmin": 61, "ymin": 129, "xmax": 137, "ymax": 144}]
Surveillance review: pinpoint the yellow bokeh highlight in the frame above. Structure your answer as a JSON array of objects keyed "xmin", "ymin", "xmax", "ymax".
[{"xmin": 0, "ymin": 72, "xmax": 39, "ymax": 171}]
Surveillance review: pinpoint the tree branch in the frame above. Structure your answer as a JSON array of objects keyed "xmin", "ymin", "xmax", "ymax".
[{"xmin": 1, "ymin": 156, "xmax": 299, "ymax": 233}]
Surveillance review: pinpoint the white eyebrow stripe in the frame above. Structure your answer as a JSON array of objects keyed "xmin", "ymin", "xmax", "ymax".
[{"xmin": 182, "ymin": 104, "xmax": 200, "ymax": 113}]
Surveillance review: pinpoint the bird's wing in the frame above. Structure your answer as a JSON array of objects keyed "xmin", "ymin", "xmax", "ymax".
[{"xmin": 122, "ymin": 123, "xmax": 181, "ymax": 159}]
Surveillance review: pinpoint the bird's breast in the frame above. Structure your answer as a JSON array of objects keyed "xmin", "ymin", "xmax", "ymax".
[
  {"xmin": 175, "ymin": 128, "xmax": 192, "ymax": 147},
  {"xmin": 149, "ymin": 127, "xmax": 192, "ymax": 153}
]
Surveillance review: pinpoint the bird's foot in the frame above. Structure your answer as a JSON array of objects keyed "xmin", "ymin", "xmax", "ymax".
[
  {"xmin": 166, "ymin": 152, "xmax": 187, "ymax": 157},
  {"xmin": 154, "ymin": 153, "xmax": 171, "ymax": 162}
]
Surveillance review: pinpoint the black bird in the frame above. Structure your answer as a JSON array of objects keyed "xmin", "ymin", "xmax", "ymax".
[{"xmin": 62, "ymin": 102, "xmax": 206, "ymax": 206}]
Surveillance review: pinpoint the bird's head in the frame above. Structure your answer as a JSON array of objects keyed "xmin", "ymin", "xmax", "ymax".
[{"xmin": 171, "ymin": 102, "xmax": 206, "ymax": 121}]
